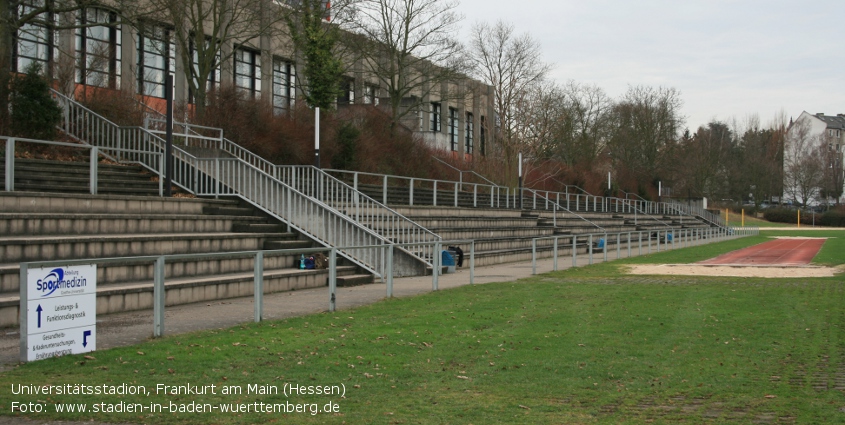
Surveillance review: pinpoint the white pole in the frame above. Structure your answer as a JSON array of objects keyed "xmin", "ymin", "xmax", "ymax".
[{"xmin": 314, "ymin": 107, "xmax": 321, "ymax": 168}]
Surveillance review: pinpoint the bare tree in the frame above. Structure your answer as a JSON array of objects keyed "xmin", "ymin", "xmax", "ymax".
[
  {"xmin": 468, "ymin": 20, "xmax": 551, "ymax": 175},
  {"xmin": 784, "ymin": 118, "xmax": 824, "ymax": 206},
  {"xmin": 348, "ymin": 0, "xmax": 468, "ymax": 127},
  {"xmin": 608, "ymin": 85, "xmax": 684, "ymax": 188},
  {"xmin": 121, "ymin": 0, "xmax": 283, "ymax": 117}
]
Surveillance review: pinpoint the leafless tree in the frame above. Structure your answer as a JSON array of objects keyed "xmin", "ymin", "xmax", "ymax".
[
  {"xmin": 608, "ymin": 85, "xmax": 684, "ymax": 185},
  {"xmin": 468, "ymin": 20, "xmax": 551, "ymax": 175},
  {"xmin": 784, "ymin": 118, "xmax": 825, "ymax": 206},
  {"xmin": 120, "ymin": 0, "xmax": 283, "ymax": 117},
  {"xmin": 348, "ymin": 0, "xmax": 468, "ymax": 127}
]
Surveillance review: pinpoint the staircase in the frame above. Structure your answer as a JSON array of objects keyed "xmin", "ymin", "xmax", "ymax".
[
  {"xmin": 0, "ymin": 188, "xmax": 375, "ymax": 327},
  {"xmin": 0, "ymin": 158, "xmax": 160, "ymax": 196}
]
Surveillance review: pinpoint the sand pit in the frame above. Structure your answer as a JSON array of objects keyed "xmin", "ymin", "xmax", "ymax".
[{"xmin": 626, "ymin": 264, "xmax": 841, "ymax": 278}]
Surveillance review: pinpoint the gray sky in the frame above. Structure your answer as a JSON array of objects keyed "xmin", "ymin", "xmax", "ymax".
[{"xmin": 456, "ymin": 0, "xmax": 845, "ymax": 132}]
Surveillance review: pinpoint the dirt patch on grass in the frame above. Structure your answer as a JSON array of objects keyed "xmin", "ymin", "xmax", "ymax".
[{"xmin": 625, "ymin": 264, "xmax": 842, "ymax": 278}]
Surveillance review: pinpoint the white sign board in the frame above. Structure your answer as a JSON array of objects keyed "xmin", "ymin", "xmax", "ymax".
[{"xmin": 22, "ymin": 265, "xmax": 97, "ymax": 362}]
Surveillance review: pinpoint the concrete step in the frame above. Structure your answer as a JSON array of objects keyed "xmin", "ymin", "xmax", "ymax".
[
  {"xmin": 0, "ymin": 213, "xmax": 268, "ymax": 236},
  {"xmin": 0, "ymin": 192, "xmax": 239, "ymax": 215},
  {"xmin": 337, "ymin": 273, "xmax": 375, "ymax": 287},
  {"xmin": 0, "ymin": 232, "xmax": 290, "ymax": 263}
]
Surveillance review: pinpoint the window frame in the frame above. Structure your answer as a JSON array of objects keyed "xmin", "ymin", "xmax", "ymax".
[
  {"xmin": 136, "ymin": 23, "xmax": 175, "ymax": 98},
  {"xmin": 272, "ymin": 56, "xmax": 295, "ymax": 114},
  {"xmin": 430, "ymin": 102, "xmax": 441, "ymax": 132},
  {"xmin": 13, "ymin": 0, "xmax": 56, "ymax": 74},
  {"xmin": 234, "ymin": 45, "xmax": 261, "ymax": 98},
  {"xmin": 465, "ymin": 112, "xmax": 474, "ymax": 154},
  {"xmin": 75, "ymin": 7, "xmax": 121, "ymax": 89},
  {"xmin": 448, "ymin": 107, "xmax": 459, "ymax": 151}
]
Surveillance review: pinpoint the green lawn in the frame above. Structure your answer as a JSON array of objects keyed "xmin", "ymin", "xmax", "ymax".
[{"xmin": 2, "ymin": 231, "xmax": 844, "ymax": 424}]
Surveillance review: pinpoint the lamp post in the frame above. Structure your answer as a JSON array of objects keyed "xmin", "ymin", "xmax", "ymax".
[
  {"xmin": 314, "ymin": 107, "xmax": 321, "ymax": 168},
  {"xmin": 518, "ymin": 152, "xmax": 523, "ymax": 209}
]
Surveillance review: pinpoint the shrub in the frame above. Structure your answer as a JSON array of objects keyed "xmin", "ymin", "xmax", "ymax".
[
  {"xmin": 819, "ymin": 210, "xmax": 845, "ymax": 227},
  {"xmin": 9, "ymin": 63, "xmax": 62, "ymax": 140},
  {"xmin": 763, "ymin": 208, "xmax": 797, "ymax": 224}
]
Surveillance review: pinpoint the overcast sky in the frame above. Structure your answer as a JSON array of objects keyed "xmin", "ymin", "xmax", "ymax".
[{"xmin": 455, "ymin": 0, "xmax": 845, "ymax": 132}]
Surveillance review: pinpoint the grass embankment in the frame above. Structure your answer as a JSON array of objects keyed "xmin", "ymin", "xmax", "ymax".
[{"xmin": 1, "ymin": 232, "xmax": 843, "ymax": 424}]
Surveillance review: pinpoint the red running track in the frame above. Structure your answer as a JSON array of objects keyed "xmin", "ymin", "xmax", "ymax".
[{"xmin": 697, "ymin": 238, "xmax": 826, "ymax": 266}]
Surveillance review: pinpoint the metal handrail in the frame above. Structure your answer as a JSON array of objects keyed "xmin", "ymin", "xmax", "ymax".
[
  {"xmin": 51, "ymin": 89, "xmax": 395, "ymax": 278},
  {"xmin": 134, "ymin": 103, "xmax": 722, "ymax": 231},
  {"xmin": 276, "ymin": 165, "xmax": 441, "ymax": 266},
  {"xmin": 431, "ymin": 156, "xmax": 500, "ymax": 188},
  {"xmin": 525, "ymin": 188, "xmax": 605, "ymax": 231},
  {"xmin": 141, "ymin": 111, "xmax": 442, "ymax": 269}
]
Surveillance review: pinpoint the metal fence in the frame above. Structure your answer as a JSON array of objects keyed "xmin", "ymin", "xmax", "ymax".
[{"xmin": 531, "ymin": 226, "xmax": 760, "ymax": 274}]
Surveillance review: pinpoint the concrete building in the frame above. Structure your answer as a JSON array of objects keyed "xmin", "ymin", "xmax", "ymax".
[
  {"xmin": 784, "ymin": 112, "xmax": 845, "ymax": 205},
  {"xmin": 11, "ymin": 1, "xmax": 494, "ymax": 161}
]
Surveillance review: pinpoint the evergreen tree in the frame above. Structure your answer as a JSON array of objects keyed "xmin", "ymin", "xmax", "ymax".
[{"xmin": 10, "ymin": 63, "xmax": 63, "ymax": 140}]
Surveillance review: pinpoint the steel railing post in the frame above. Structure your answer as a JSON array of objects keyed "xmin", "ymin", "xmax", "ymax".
[
  {"xmin": 616, "ymin": 233, "xmax": 621, "ymax": 259},
  {"xmin": 386, "ymin": 244, "xmax": 394, "ymax": 298},
  {"xmin": 154, "ymin": 256, "xmax": 165, "ymax": 338},
  {"xmin": 5, "ymin": 138, "xmax": 14, "ymax": 191},
  {"xmin": 254, "ymin": 251, "xmax": 264, "ymax": 322},
  {"xmin": 470, "ymin": 241, "xmax": 475, "ymax": 284},
  {"xmin": 603, "ymin": 233, "xmax": 608, "ymax": 262},
  {"xmin": 432, "ymin": 241, "xmax": 440, "ymax": 290},
  {"xmin": 90, "ymin": 146, "xmax": 98, "ymax": 195},
  {"xmin": 329, "ymin": 248, "xmax": 337, "ymax": 312},
  {"xmin": 409, "ymin": 178, "xmax": 414, "ymax": 206}
]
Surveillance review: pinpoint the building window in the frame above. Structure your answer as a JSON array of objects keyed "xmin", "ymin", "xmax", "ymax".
[
  {"xmin": 337, "ymin": 77, "xmax": 354, "ymax": 105},
  {"xmin": 448, "ymin": 107, "xmax": 459, "ymax": 151},
  {"xmin": 363, "ymin": 84, "xmax": 378, "ymax": 105},
  {"xmin": 430, "ymin": 102, "xmax": 441, "ymax": 132},
  {"xmin": 465, "ymin": 112, "xmax": 474, "ymax": 154},
  {"xmin": 137, "ymin": 24, "xmax": 175, "ymax": 98},
  {"xmin": 76, "ymin": 8, "xmax": 121, "ymax": 89},
  {"xmin": 14, "ymin": 0, "xmax": 55, "ymax": 73},
  {"xmin": 272, "ymin": 57, "xmax": 295, "ymax": 114},
  {"xmin": 234, "ymin": 46, "xmax": 261, "ymax": 98},
  {"xmin": 189, "ymin": 37, "xmax": 221, "ymax": 104},
  {"xmin": 480, "ymin": 116, "xmax": 486, "ymax": 156}
]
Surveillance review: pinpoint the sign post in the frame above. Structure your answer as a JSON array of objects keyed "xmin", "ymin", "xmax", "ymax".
[{"xmin": 21, "ymin": 264, "xmax": 97, "ymax": 362}]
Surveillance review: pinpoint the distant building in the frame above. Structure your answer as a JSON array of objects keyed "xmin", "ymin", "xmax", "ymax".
[{"xmin": 784, "ymin": 112, "xmax": 845, "ymax": 205}]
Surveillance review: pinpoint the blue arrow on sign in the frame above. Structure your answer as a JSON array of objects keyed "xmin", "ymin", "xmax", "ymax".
[
  {"xmin": 36, "ymin": 305, "xmax": 43, "ymax": 328},
  {"xmin": 82, "ymin": 330, "xmax": 91, "ymax": 347}
]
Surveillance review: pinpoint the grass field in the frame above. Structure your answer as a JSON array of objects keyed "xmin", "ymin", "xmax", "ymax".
[{"xmin": 1, "ymin": 231, "xmax": 843, "ymax": 424}]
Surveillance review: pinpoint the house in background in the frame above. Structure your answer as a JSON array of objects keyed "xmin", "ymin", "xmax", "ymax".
[{"xmin": 784, "ymin": 112, "xmax": 845, "ymax": 206}]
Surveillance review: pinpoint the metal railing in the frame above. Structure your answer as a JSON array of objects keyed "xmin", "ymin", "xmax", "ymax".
[
  {"xmin": 3, "ymin": 137, "xmax": 164, "ymax": 195},
  {"xmin": 530, "ymin": 226, "xmax": 759, "ymax": 274},
  {"xmin": 139, "ymin": 102, "xmax": 722, "ymax": 229},
  {"xmin": 142, "ymin": 117, "xmax": 439, "ymax": 269},
  {"xmin": 52, "ymin": 90, "xmax": 395, "ymax": 278}
]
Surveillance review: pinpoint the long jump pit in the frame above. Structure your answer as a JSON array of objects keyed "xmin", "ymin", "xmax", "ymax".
[{"xmin": 626, "ymin": 237, "xmax": 842, "ymax": 278}]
